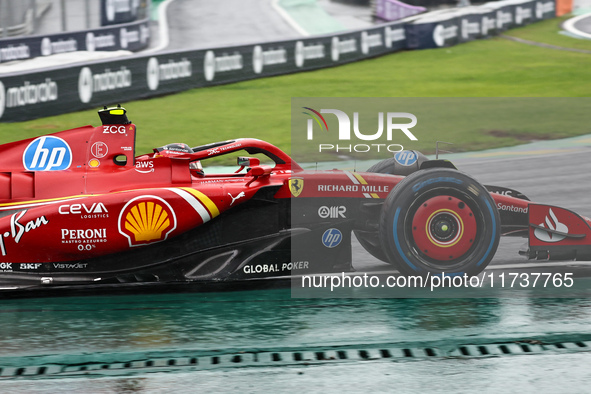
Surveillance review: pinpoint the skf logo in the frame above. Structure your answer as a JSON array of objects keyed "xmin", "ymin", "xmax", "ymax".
[
  {"xmin": 289, "ymin": 178, "xmax": 304, "ymax": 197},
  {"xmin": 118, "ymin": 196, "xmax": 177, "ymax": 247},
  {"xmin": 23, "ymin": 136, "xmax": 72, "ymax": 171}
]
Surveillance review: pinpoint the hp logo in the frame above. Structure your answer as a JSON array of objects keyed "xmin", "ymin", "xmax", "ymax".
[
  {"xmin": 322, "ymin": 228, "xmax": 342, "ymax": 248},
  {"xmin": 23, "ymin": 136, "xmax": 72, "ymax": 171},
  {"xmin": 394, "ymin": 150, "xmax": 418, "ymax": 166}
]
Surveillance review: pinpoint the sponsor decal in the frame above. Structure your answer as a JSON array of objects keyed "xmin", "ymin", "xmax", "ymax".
[
  {"xmin": 294, "ymin": 41, "xmax": 325, "ymax": 67},
  {"xmin": 0, "ymin": 262, "xmax": 12, "ymax": 272},
  {"xmin": 289, "ymin": 177, "xmax": 304, "ymax": 197},
  {"xmin": 1, "ymin": 78, "xmax": 58, "ymax": 116},
  {"xmin": 140, "ymin": 24, "xmax": 150, "ymax": 45},
  {"xmin": 59, "ymin": 202, "xmax": 109, "ymax": 219},
  {"xmin": 496, "ymin": 10, "xmax": 512, "ymax": 29},
  {"xmin": 515, "ymin": 6, "xmax": 532, "ymax": 25},
  {"xmin": 86, "ymin": 32, "xmax": 116, "ymax": 52},
  {"xmin": 394, "ymin": 150, "xmax": 418, "ymax": 166},
  {"xmin": 433, "ymin": 24, "xmax": 458, "ymax": 47},
  {"xmin": 481, "ymin": 16, "xmax": 496, "ymax": 35},
  {"xmin": 147, "ymin": 57, "xmax": 192, "ymax": 91},
  {"xmin": 120, "ymin": 27, "xmax": 140, "ymax": 49},
  {"xmin": 534, "ymin": 208, "xmax": 568, "ymax": 243},
  {"xmin": 0, "ymin": 44, "xmax": 30, "ymax": 63},
  {"xmin": 23, "ymin": 136, "xmax": 72, "ymax": 171},
  {"xmin": 78, "ymin": 66, "xmax": 132, "ymax": 104},
  {"xmin": 206, "ymin": 143, "xmax": 242, "ymax": 156},
  {"xmin": 384, "ymin": 26, "xmax": 405, "ymax": 48},
  {"xmin": 196, "ymin": 178, "xmax": 243, "ymax": 184},
  {"xmin": 19, "ymin": 263, "xmax": 42, "ymax": 270},
  {"xmin": 497, "ymin": 203, "xmax": 528, "ymax": 214},
  {"xmin": 53, "ymin": 262, "xmax": 88, "ymax": 269},
  {"xmin": 103, "ymin": 125, "xmax": 127, "ymax": 134},
  {"xmin": 106, "ymin": 0, "xmax": 132, "ymax": 22},
  {"xmin": 41, "ymin": 37, "xmax": 77, "ymax": 56},
  {"xmin": 243, "ymin": 261, "xmax": 309, "ymax": 274},
  {"xmin": 135, "ymin": 160, "xmax": 154, "ymax": 173},
  {"xmin": 536, "ymin": 1, "xmax": 554, "ymax": 19},
  {"xmin": 204, "ymin": 50, "xmax": 243, "ymax": 82},
  {"xmin": 61, "ymin": 229, "xmax": 107, "ymax": 247},
  {"xmin": 461, "ymin": 19, "xmax": 480, "ymax": 39},
  {"xmin": 118, "ymin": 196, "xmax": 177, "ymax": 247},
  {"xmin": 331, "ymin": 36, "xmax": 357, "ymax": 62},
  {"xmin": 253, "ymin": 45, "xmax": 287, "ymax": 74},
  {"xmin": 322, "ymin": 228, "xmax": 343, "ymax": 248},
  {"xmin": 317, "ymin": 184, "xmax": 388, "ymax": 193},
  {"xmin": 0, "ymin": 210, "xmax": 49, "ymax": 256},
  {"xmin": 89, "ymin": 159, "xmax": 100, "ymax": 168},
  {"xmin": 491, "ymin": 189, "xmax": 514, "ymax": 197},
  {"xmin": 318, "ymin": 206, "xmax": 346, "ymax": 219},
  {"xmin": 361, "ymin": 31, "xmax": 383, "ymax": 54},
  {"xmin": 228, "ymin": 191, "xmax": 245, "ymax": 206},
  {"xmin": 91, "ymin": 142, "xmax": 109, "ymax": 158}
]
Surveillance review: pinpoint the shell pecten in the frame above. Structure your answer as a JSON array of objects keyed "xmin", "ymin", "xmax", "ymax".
[{"xmin": 124, "ymin": 201, "xmax": 170, "ymax": 242}]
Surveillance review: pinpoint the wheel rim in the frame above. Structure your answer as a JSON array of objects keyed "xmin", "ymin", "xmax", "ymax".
[{"xmin": 410, "ymin": 195, "xmax": 478, "ymax": 263}]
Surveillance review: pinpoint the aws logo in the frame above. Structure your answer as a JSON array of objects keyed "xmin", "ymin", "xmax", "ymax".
[{"xmin": 118, "ymin": 196, "xmax": 177, "ymax": 247}]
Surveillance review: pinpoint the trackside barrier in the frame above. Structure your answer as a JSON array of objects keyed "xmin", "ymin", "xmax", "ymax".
[
  {"xmin": 0, "ymin": 0, "xmax": 555, "ymax": 122},
  {"xmin": 0, "ymin": 18, "xmax": 150, "ymax": 65}
]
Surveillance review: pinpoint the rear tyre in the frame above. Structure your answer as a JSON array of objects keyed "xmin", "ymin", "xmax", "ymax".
[{"xmin": 378, "ymin": 168, "xmax": 500, "ymax": 277}]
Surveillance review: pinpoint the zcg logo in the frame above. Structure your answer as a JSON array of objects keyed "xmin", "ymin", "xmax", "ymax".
[{"xmin": 23, "ymin": 136, "xmax": 72, "ymax": 171}]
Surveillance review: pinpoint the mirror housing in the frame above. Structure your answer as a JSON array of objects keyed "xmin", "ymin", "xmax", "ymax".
[{"xmin": 237, "ymin": 156, "xmax": 260, "ymax": 167}]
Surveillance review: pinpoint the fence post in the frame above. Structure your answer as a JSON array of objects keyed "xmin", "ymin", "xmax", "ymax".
[
  {"xmin": 60, "ymin": 0, "xmax": 67, "ymax": 31},
  {"xmin": 0, "ymin": 0, "xmax": 6, "ymax": 39}
]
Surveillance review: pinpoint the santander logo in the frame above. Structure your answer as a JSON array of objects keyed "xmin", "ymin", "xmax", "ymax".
[{"xmin": 534, "ymin": 208, "xmax": 568, "ymax": 243}]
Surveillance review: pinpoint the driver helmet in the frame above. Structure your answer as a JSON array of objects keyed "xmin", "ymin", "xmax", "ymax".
[{"xmin": 190, "ymin": 160, "xmax": 204, "ymax": 176}]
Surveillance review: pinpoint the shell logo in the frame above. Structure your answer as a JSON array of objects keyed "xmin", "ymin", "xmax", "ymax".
[{"xmin": 118, "ymin": 196, "xmax": 177, "ymax": 247}]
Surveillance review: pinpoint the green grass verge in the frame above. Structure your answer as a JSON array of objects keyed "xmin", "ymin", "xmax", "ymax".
[
  {"xmin": 505, "ymin": 15, "xmax": 591, "ymax": 51},
  {"xmin": 1, "ymin": 17, "xmax": 589, "ymax": 164}
]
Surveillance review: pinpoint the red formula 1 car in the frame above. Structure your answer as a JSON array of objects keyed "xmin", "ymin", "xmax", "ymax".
[{"xmin": 0, "ymin": 106, "xmax": 590, "ymax": 292}]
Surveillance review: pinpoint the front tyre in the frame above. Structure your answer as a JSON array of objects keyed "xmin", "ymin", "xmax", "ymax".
[{"xmin": 379, "ymin": 169, "xmax": 500, "ymax": 277}]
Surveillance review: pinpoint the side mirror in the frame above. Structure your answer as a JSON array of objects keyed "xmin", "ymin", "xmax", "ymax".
[
  {"xmin": 237, "ymin": 156, "xmax": 260, "ymax": 167},
  {"xmin": 249, "ymin": 166, "xmax": 265, "ymax": 177}
]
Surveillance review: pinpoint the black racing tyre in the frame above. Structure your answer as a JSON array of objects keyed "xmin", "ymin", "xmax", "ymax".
[
  {"xmin": 354, "ymin": 152, "xmax": 429, "ymax": 263},
  {"xmin": 378, "ymin": 168, "xmax": 500, "ymax": 277}
]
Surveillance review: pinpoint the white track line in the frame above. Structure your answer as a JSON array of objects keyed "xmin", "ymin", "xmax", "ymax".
[
  {"xmin": 145, "ymin": 0, "xmax": 177, "ymax": 53},
  {"xmin": 270, "ymin": 0, "xmax": 310, "ymax": 37},
  {"xmin": 562, "ymin": 12, "xmax": 591, "ymax": 40}
]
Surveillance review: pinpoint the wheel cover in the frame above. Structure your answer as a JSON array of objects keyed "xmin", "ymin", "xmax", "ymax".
[{"xmin": 411, "ymin": 195, "xmax": 477, "ymax": 261}]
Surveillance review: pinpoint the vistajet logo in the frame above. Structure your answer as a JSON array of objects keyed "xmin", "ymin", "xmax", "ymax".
[{"xmin": 303, "ymin": 107, "xmax": 417, "ymax": 153}]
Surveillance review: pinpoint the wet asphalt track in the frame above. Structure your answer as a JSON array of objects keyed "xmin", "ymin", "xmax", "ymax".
[{"xmin": 165, "ymin": 0, "xmax": 300, "ymax": 50}]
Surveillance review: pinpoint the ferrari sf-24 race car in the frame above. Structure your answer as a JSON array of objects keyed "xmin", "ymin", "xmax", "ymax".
[{"xmin": 1, "ymin": 106, "xmax": 590, "ymax": 291}]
